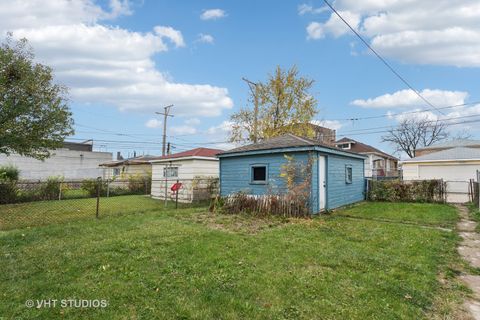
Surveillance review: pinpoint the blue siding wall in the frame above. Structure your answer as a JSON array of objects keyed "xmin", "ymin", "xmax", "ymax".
[
  {"xmin": 220, "ymin": 151, "xmax": 314, "ymax": 197},
  {"xmin": 325, "ymin": 154, "xmax": 365, "ymax": 209},
  {"xmin": 220, "ymin": 150, "xmax": 364, "ymax": 213}
]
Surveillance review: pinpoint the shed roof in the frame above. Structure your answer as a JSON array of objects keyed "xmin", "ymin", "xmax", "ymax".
[
  {"xmin": 218, "ymin": 134, "xmax": 365, "ymax": 159},
  {"xmin": 99, "ymin": 155, "xmax": 159, "ymax": 167},
  {"xmin": 402, "ymin": 147, "xmax": 480, "ymax": 163}
]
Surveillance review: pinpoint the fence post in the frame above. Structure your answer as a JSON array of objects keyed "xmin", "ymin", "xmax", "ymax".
[
  {"xmin": 175, "ymin": 179, "xmax": 179, "ymax": 209},
  {"xmin": 58, "ymin": 181, "xmax": 62, "ymax": 201},
  {"xmin": 106, "ymin": 179, "xmax": 110, "ymax": 198},
  {"xmin": 365, "ymin": 179, "xmax": 370, "ymax": 200},
  {"xmin": 96, "ymin": 177, "xmax": 101, "ymax": 219}
]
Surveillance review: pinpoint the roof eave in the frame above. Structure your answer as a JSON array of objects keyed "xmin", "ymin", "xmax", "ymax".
[
  {"xmin": 401, "ymin": 158, "xmax": 480, "ymax": 164},
  {"xmin": 149, "ymin": 156, "xmax": 219, "ymax": 163},
  {"xmin": 218, "ymin": 146, "xmax": 366, "ymax": 159}
]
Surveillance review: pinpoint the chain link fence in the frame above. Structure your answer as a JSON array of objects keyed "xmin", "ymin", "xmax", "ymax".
[{"xmin": 0, "ymin": 177, "xmax": 217, "ymax": 231}]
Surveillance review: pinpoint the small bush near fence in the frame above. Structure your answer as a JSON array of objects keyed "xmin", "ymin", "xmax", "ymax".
[
  {"xmin": 211, "ymin": 192, "xmax": 310, "ymax": 218},
  {"xmin": 368, "ymin": 179, "xmax": 446, "ymax": 203}
]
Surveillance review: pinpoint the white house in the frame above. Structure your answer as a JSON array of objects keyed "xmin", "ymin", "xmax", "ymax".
[
  {"xmin": 150, "ymin": 148, "xmax": 221, "ymax": 203},
  {"xmin": 335, "ymin": 137, "xmax": 399, "ymax": 178},
  {"xmin": 0, "ymin": 141, "xmax": 112, "ymax": 180},
  {"xmin": 401, "ymin": 147, "xmax": 480, "ymax": 203}
]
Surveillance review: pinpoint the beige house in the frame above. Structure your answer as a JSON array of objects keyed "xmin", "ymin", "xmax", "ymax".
[
  {"xmin": 150, "ymin": 148, "xmax": 221, "ymax": 203},
  {"xmin": 335, "ymin": 137, "xmax": 399, "ymax": 178},
  {"xmin": 100, "ymin": 155, "xmax": 157, "ymax": 180},
  {"xmin": 402, "ymin": 147, "xmax": 480, "ymax": 203}
]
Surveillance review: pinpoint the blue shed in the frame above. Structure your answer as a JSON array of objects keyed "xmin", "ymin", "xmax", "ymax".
[{"xmin": 217, "ymin": 134, "xmax": 366, "ymax": 213}]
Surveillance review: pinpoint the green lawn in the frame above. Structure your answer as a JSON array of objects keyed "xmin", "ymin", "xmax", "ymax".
[
  {"xmin": 334, "ymin": 201, "xmax": 459, "ymax": 228},
  {"xmin": 0, "ymin": 200, "xmax": 468, "ymax": 319},
  {"xmin": 0, "ymin": 195, "xmax": 205, "ymax": 230}
]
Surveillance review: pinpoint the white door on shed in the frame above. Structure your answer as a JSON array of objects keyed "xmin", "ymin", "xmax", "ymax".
[{"xmin": 319, "ymin": 155, "xmax": 326, "ymax": 211}]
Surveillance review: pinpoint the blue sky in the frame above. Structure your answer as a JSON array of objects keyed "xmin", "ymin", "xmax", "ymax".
[{"xmin": 2, "ymin": 0, "xmax": 480, "ymax": 158}]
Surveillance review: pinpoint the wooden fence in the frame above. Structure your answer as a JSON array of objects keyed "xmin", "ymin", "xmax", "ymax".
[{"xmin": 222, "ymin": 193, "xmax": 310, "ymax": 217}]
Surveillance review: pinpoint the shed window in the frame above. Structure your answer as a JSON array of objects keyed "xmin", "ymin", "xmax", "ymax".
[
  {"xmin": 251, "ymin": 165, "xmax": 267, "ymax": 183},
  {"xmin": 113, "ymin": 168, "xmax": 120, "ymax": 176},
  {"xmin": 345, "ymin": 165, "xmax": 353, "ymax": 184},
  {"xmin": 163, "ymin": 167, "xmax": 178, "ymax": 178}
]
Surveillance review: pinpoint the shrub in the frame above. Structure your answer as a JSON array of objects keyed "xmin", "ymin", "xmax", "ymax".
[
  {"xmin": 81, "ymin": 178, "xmax": 107, "ymax": 197},
  {"xmin": 128, "ymin": 175, "xmax": 151, "ymax": 194},
  {"xmin": 38, "ymin": 177, "xmax": 62, "ymax": 200},
  {"xmin": 0, "ymin": 181, "xmax": 18, "ymax": 204},
  {"xmin": 0, "ymin": 165, "xmax": 20, "ymax": 181},
  {"xmin": 0, "ymin": 165, "xmax": 20, "ymax": 204},
  {"xmin": 368, "ymin": 179, "xmax": 445, "ymax": 203}
]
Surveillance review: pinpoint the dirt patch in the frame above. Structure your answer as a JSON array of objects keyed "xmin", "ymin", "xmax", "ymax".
[{"xmin": 182, "ymin": 212, "xmax": 322, "ymax": 234}]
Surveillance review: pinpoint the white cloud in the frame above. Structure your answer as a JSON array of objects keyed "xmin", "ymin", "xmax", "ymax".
[
  {"xmin": 170, "ymin": 125, "xmax": 197, "ymax": 135},
  {"xmin": 306, "ymin": 22, "xmax": 324, "ymax": 40},
  {"xmin": 351, "ymin": 89, "xmax": 469, "ymax": 109},
  {"xmin": 306, "ymin": 10, "xmax": 360, "ymax": 39},
  {"xmin": 107, "ymin": 0, "xmax": 132, "ymax": 18},
  {"xmin": 196, "ymin": 33, "xmax": 214, "ymax": 44},
  {"xmin": 207, "ymin": 121, "xmax": 233, "ymax": 135},
  {"xmin": 358, "ymin": 89, "xmax": 480, "ymax": 133},
  {"xmin": 311, "ymin": 120, "xmax": 343, "ymax": 130},
  {"xmin": 200, "ymin": 9, "xmax": 226, "ymax": 21},
  {"xmin": 154, "ymin": 26, "xmax": 185, "ymax": 48},
  {"xmin": 306, "ymin": 1, "xmax": 480, "ymax": 67},
  {"xmin": 0, "ymin": 0, "xmax": 233, "ymax": 117},
  {"xmin": 298, "ymin": 4, "xmax": 328, "ymax": 15},
  {"xmin": 145, "ymin": 118, "xmax": 162, "ymax": 128}
]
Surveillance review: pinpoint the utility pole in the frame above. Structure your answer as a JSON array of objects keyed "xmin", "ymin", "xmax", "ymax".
[
  {"xmin": 155, "ymin": 104, "xmax": 174, "ymax": 156},
  {"xmin": 167, "ymin": 142, "xmax": 171, "ymax": 155},
  {"xmin": 242, "ymin": 77, "xmax": 259, "ymax": 143}
]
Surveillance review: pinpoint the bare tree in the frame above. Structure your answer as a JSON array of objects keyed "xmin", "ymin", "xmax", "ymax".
[{"xmin": 381, "ymin": 117, "xmax": 449, "ymax": 158}]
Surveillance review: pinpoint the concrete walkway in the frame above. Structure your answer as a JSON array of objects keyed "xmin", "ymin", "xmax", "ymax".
[{"xmin": 457, "ymin": 204, "xmax": 480, "ymax": 319}]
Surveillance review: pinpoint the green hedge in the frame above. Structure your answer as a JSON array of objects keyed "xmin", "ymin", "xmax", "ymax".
[{"xmin": 368, "ymin": 180, "xmax": 446, "ymax": 203}]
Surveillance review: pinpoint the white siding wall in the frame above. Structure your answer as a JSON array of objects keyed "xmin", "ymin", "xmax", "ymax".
[
  {"xmin": 151, "ymin": 159, "xmax": 219, "ymax": 202},
  {"xmin": 0, "ymin": 149, "xmax": 112, "ymax": 180}
]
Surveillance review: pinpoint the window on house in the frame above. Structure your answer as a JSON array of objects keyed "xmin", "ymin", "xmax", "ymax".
[
  {"xmin": 345, "ymin": 165, "xmax": 353, "ymax": 184},
  {"xmin": 251, "ymin": 165, "xmax": 267, "ymax": 183},
  {"xmin": 163, "ymin": 167, "xmax": 178, "ymax": 178},
  {"xmin": 113, "ymin": 168, "xmax": 120, "ymax": 176},
  {"xmin": 338, "ymin": 143, "xmax": 350, "ymax": 150}
]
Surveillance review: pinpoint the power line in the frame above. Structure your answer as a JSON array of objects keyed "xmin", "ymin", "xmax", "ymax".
[
  {"xmin": 322, "ymin": 0, "xmax": 445, "ymax": 116},
  {"xmin": 329, "ymin": 101, "xmax": 480, "ymax": 121}
]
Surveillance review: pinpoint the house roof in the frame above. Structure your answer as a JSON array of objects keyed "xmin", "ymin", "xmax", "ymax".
[
  {"xmin": 335, "ymin": 137, "xmax": 398, "ymax": 160},
  {"xmin": 99, "ymin": 155, "xmax": 159, "ymax": 167},
  {"xmin": 418, "ymin": 139, "xmax": 480, "ymax": 150},
  {"xmin": 402, "ymin": 147, "xmax": 480, "ymax": 163},
  {"xmin": 149, "ymin": 147, "xmax": 223, "ymax": 162},
  {"xmin": 217, "ymin": 133, "xmax": 365, "ymax": 158}
]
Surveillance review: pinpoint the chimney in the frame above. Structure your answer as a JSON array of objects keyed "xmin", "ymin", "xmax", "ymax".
[
  {"xmin": 116, "ymin": 152, "xmax": 123, "ymax": 160},
  {"xmin": 133, "ymin": 151, "xmax": 137, "ymax": 158}
]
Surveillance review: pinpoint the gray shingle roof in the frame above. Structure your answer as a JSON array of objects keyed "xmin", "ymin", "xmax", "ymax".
[
  {"xmin": 218, "ymin": 133, "xmax": 364, "ymax": 158},
  {"xmin": 402, "ymin": 147, "xmax": 480, "ymax": 162},
  {"xmin": 420, "ymin": 139, "xmax": 480, "ymax": 150}
]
